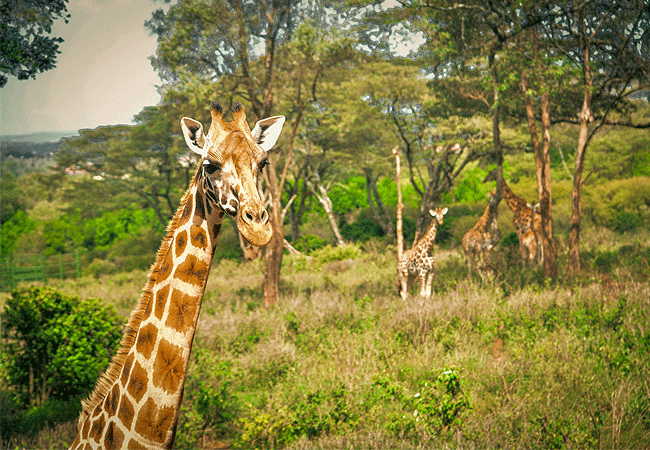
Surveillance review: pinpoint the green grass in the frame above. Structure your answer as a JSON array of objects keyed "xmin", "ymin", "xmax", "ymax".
[{"xmin": 2, "ymin": 239, "xmax": 650, "ymax": 449}]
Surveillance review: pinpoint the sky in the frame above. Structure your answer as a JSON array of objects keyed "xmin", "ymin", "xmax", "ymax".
[{"xmin": 0, "ymin": 0, "xmax": 163, "ymax": 137}]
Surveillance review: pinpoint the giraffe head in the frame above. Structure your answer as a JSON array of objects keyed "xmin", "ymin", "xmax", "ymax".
[
  {"xmin": 181, "ymin": 102, "xmax": 284, "ymax": 246},
  {"xmin": 429, "ymin": 207, "xmax": 448, "ymax": 225}
]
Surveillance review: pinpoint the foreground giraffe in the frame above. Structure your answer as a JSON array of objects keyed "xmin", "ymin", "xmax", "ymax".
[
  {"xmin": 69, "ymin": 102, "xmax": 285, "ymax": 450},
  {"xmin": 484, "ymin": 170, "xmax": 541, "ymax": 265},
  {"xmin": 397, "ymin": 207, "xmax": 448, "ymax": 300},
  {"xmin": 462, "ymin": 191, "xmax": 500, "ymax": 277}
]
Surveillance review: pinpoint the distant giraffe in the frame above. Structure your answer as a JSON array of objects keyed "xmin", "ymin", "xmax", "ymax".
[
  {"xmin": 484, "ymin": 170, "xmax": 541, "ymax": 265},
  {"xmin": 462, "ymin": 191, "xmax": 500, "ymax": 276},
  {"xmin": 69, "ymin": 102, "xmax": 285, "ymax": 450},
  {"xmin": 397, "ymin": 207, "xmax": 448, "ymax": 299}
]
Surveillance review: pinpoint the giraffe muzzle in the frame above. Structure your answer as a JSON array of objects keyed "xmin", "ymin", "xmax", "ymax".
[{"xmin": 237, "ymin": 205, "xmax": 273, "ymax": 247}]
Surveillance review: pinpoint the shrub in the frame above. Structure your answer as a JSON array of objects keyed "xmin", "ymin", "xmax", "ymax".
[
  {"xmin": 610, "ymin": 211, "xmax": 643, "ymax": 233},
  {"xmin": 0, "ymin": 287, "xmax": 123, "ymax": 406},
  {"xmin": 341, "ymin": 213, "xmax": 384, "ymax": 242},
  {"xmin": 312, "ymin": 244, "xmax": 362, "ymax": 263},
  {"xmin": 292, "ymin": 234, "xmax": 328, "ymax": 254}
]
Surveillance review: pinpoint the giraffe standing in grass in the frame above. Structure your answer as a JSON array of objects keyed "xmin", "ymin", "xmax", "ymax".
[
  {"xmin": 484, "ymin": 170, "xmax": 541, "ymax": 265},
  {"xmin": 462, "ymin": 191, "xmax": 500, "ymax": 277},
  {"xmin": 69, "ymin": 102, "xmax": 284, "ymax": 450},
  {"xmin": 397, "ymin": 207, "xmax": 448, "ymax": 299}
]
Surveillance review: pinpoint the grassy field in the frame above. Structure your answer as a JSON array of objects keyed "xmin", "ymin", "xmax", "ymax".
[{"xmin": 2, "ymin": 232, "xmax": 650, "ymax": 449}]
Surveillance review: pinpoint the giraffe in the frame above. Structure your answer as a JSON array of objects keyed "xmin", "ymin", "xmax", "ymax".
[
  {"xmin": 484, "ymin": 170, "xmax": 541, "ymax": 265},
  {"xmin": 69, "ymin": 102, "xmax": 285, "ymax": 450},
  {"xmin": 397, "ymin": 207, "xmax": 448, "ymax": 300},
  {"xmin": 462, "ymin": 191, "xmax": 500, "ymax": 277}
]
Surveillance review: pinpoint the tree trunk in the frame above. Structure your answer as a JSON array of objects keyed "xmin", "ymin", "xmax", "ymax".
[
  {"xmin": 490, "ymin": 54, "xmax": 503, "ymax": 245},
  {"xmin": 392, "ymin": 147, "xmax": 404, "ymax": 258},
  {"xmin": 288, "ymin": 177, "xmax": 310, "ymax": 242},
  {"xmin": 305, "ymin": 173, "xmax": 346, "ymax": 246},
  {"xmin": 520, "ymin": 59, "xmax": 557, "ymax": 277},
  {"xmin": 569, "ymin": 44, "xmax": 593, "ymax": 275},
  {"xmin": 364, "ymin": 167, "xmax": 394, "ymax": 237},
  {"xmin": 263, "ymin": 160, "xmax": 284, "ymax": 307},
  {"xmin": 539, "ymin": 91, "xmax": 558, "ymax": 276}
]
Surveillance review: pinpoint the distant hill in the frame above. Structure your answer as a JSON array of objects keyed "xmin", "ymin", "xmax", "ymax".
[
  {"xmin": 1, "ymin": 131, "xmax": 79, "ymax": 144},
  {"xmin": 0, "ymin": 131, "xmax": 79, "ymax": 158}
]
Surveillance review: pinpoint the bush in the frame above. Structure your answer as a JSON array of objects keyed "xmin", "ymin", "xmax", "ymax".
[
  {"xmin": 610, "ymin": 211, "xmax": 643, "ymax": 233},
  {"xmin": 1, "ymin": 287, "xmax": 123, "ymax": 406},
  {"xmin": 341, "ymin": 212, "xmax": 384, "ymax": 242},
  {"xmin": 292, "ymin": 234, "xmax": 328, "ymax": 254},
  {"xmin": 312, "ymin": 244, "xmax": 362, "ymax": 263}
]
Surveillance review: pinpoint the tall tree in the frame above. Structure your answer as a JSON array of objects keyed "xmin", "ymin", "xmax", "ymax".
[
  {"xmin": 147, "ymin": 1, "xmax": 355, "ymax": 305},
  {"xmin": 0, "ymin": 0, "xmax": 70, "ymax": 87},
  {"xmin": 539, "ymin": 0, "xmax": 650, "ymax": 274}
]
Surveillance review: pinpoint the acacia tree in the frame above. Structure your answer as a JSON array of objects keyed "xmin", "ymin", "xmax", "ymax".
[
  {"xmin": 539, "ymin": 0, "xmax": 650, "ymax": 274},
  {"xmin": 0, "ymin": 0, "xmax": 70, "ymax": 87},
  {"xmin": 147, "ymin": 0, "xmax": 355, "ymax": 305},
  {"xmin": 56, "ymin": 118, "xmax": 186, "ymax": 227}
]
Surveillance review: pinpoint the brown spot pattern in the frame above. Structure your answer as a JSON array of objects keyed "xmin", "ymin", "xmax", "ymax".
[
  {"xmin": 134, "ymin": 398, "xmax": 175, "ymax": 444},
  {"xmin": 141, "ymin": 291, "xmax": 153, "ymax": 320},
  {"xmin": 117, "ymin": 394, "xmax": 135, "ymax": 430},
  {"xmin": 194, "ymin": 190, "xmax": 205, "ymax": 219},
  {"xmin": 190, "ymin": 224, "xmax": 207, "ymax": 248},
  {"xmin": 82, "ymin": 417, "xmax": 90, "ymax": 439},
  {"xmin": 180, "ymin": 194, "xmax": 193, "ymax": 221},
  {"xmin": 127, "ymin": 438, "xmax": 148, "ymax": 450},
  {"xmin": 104, "ymin": 384, "xmax": 120, "ymax": 416},
  {"xmin": 173, "ymin": 254, "xmax": 208, "ymax": 286},
  {"xmin": 105, "ymin": 420, "xmax": 125, "ymax": 449},
  {"xmin": 165, "ymin": 289, "xmax": 199, "ymax": 333},
  {"xmin": 156, "ymin": 248, "xmax": 174, "ymax": 280},
  {"xmin": 175, "ymin": 230, "xmax": 188, "ymax": 258},
  {"xmin": 120, "ymin": 352, "xmax": 134, "ymax": 386},
  {"xmin": 154, "ymin": 284, "xmax": 169, "ymax": 321},
  {"xmin": 90, "ymin": 414, "xmax": 105, "ymax": 442},
  {"xmin": 126, "ymin": 360, "xmax": 148, "ymax": 404},
  {"xmin": 135, "ymin": 323, "xmax": 158, "ymax": 360},
  {"xmin": 152, "ymin": 338, "xmax": 185, "ymax": 395}
]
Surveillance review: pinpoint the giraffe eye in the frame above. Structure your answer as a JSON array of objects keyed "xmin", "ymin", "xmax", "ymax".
[
  {"xmin": 203, "ymin": 162, "xmax": 221, "ymax": 174},
  {"xmin": 258, "ymin": 158, "xmax": 269, "ymax": 173}
]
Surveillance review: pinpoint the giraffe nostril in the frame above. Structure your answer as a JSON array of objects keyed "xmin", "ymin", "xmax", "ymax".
[
  {"xmin": 245, "ymin": 211, "xmax": 254, "ymax": 223},
  {"xmin": 260, "ymin": 210, "xmax": 268, "ymax": 224}
]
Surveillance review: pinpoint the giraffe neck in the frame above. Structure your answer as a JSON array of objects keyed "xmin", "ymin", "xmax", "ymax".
[
  {"xmin": 71, "ymin": 182, "xmax": 223, "ymax": 450},
  {"xmin": 416, "ymin": 220, "xmax": 439, "ymax": 253},
  {"xmin": 501, "ymin": 182, "xmax": 527, "ymax": 212}
]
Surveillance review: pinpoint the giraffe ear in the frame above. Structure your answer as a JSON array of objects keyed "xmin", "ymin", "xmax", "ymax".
[
  {"xmin": 442, "ymin": 207, "xmax": 448, "ymax": 215},
  {"xmin": 252, "ymin": 115, "xmax": 285, "ymax": 151},
  {"xmin": 181, "ymin": 117, "xmax": 209, "ymax": 158},
  {"xmin": 429, "ymin": 209, "xmax": 435, "ymax": 217}
]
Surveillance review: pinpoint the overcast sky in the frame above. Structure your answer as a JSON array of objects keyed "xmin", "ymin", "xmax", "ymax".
[{"xmin": 1, "ymin": 0, "xmax": 163, "ymax": 137}]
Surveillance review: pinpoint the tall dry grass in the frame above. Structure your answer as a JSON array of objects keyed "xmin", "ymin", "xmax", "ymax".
[{"xmin": 2, "ymin": 239, "xmax": 650, "ymax": 449}]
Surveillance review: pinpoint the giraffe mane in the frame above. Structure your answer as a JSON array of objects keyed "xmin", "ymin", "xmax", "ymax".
[{"xmin": 77, "ymin": 165, "xmax": 202, "ymax": 425}]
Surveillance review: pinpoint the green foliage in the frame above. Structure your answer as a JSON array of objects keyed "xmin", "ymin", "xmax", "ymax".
[
  {"xmin": 585, "ymin": 244, "xmax": 650, "ymax": 278},
  {"xmin": 441, "ymin": 165, "xmax": 491, "ymax": 204},
  {"xmin": 0, "ymin": 0, "xmax": 70, "ymax": 87},
  {"xmin": 329, "ymin": 176, "xmax": 367, "ymax": 216},
  {"xmin": 292, "ymin": 234, "xmax": 328, "ymax": 254},
  {"xmin": 0, "ymin": 287, "xmax": 122, "ymax": 406},
  {"xmin": 311, "ymin": 244, "xmax": 361, "ymax": 263},
  {"xmin": 0, "ymin": 210, "xmax": 36, "ymax": 255},
  {"xmin": 175, "ymin": 349, "xmax": 239, "ymax": 448},
  {"xmin": 610, "ymin": 211, "xmax": 643, "ymax": 234},
  {"xmin": 0, "ymin": 166, "xmax": 21, "ymax": 225},
  {"xmin": 341, "ymin": 211, "xmax": 384, "ymax": 242}
]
